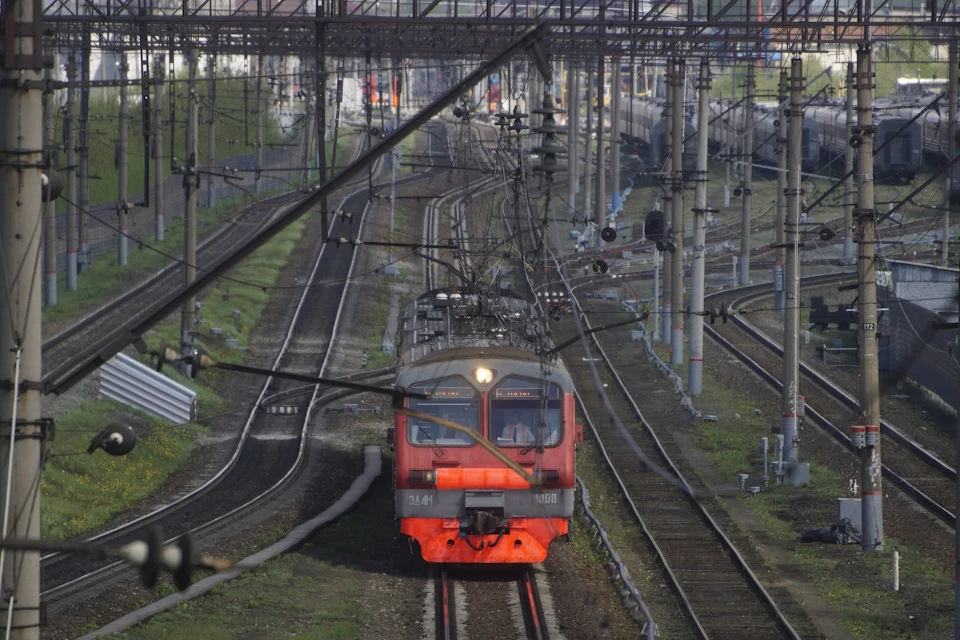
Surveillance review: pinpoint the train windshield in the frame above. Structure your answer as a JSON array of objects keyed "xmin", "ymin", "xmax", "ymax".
[
  {"xmin": 490, "ymin": 376, "xmax": 562, "ymax": 447},
  {"xmin": 407, "ymin": 376, "xmax": 478, "ymax": 447}
]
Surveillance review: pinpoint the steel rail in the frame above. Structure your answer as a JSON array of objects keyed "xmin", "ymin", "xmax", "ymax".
[
  {"xmin": 564, "ymin": 284, "xmax": 803, "ymax": 640},
  {"xmin": 434, "ymin": 567, "xmax": 457, "ymax": 640},
  {"xmin": 702, "ymin": 274, "xmax": 956, "ymax": 526},
  {"xmin": 517, "ymin": 566, "xmax": 549, "ymax": 640}
]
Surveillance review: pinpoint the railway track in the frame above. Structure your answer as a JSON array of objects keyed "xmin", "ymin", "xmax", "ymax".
[
  {"xmin": 41, "ymin": 137, "xmax": 369, "ymax": 390},
  {"xmin": 42, "ymin": 126, "xmax": 447, "ymax": 614},
  {"xmin": 432, "ymin": 565, "xmax": 551, "ymax": 640},
  {"xmin": 556, "ymin": 316, "xmax": 806, "ymax": 640},
  {"xmin": 704, "ymin": 274, "xmax": 957, "ymax": 526}
]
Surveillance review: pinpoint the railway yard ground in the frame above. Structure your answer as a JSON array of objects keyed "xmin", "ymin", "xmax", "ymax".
[{"xmin": 30, "ymin": 116, "xmax": 959, "ymax": 640}]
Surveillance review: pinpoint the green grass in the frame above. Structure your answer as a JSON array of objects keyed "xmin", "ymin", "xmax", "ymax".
[
  {"xmin": 42, "ymin": 210, "xmax": 312, "ymax": 539},
  {"xmin": 43, "ymin": 399, "xmax": 205, "ymax": 539}
]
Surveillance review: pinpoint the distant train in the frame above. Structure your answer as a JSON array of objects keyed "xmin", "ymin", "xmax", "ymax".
[
  {"xmin": 617, "ymin": 96, "xmax": 698, "ymax": 174},
  {"xmin": 391, "ymin": 288, "xmax": 578, "ymax": 563},
  {"xmin": 806, "ymin": 99, "xmax": 923, "ymax": 183},
  {"xmin": 705, "ymin": 99, "xmax": 821, "ymax": 173}
]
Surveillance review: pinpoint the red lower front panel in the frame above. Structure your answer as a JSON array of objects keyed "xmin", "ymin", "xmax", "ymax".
[{"xmin": 402, "ymin": 517, "xmax": 568, "ymax": 563}]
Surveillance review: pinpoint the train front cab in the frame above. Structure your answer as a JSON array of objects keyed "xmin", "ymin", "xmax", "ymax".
[{"xmin": 392, "ymin": 364, "xmax": 576, "ymax": 563}]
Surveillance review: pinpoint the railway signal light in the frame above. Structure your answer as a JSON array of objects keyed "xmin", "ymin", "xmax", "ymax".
[{"xmin": 644, "ymin": 210, "xmax": 665, "ymax": 250}]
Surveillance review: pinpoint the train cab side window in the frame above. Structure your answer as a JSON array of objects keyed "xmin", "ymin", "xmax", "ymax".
[
  {"xmin": 407, "ymin": 376, "xmax": 478, "ymax": 447},
  {"xmin": 490, "ymin": 376, "xmax": 562, "ymax": 447}
]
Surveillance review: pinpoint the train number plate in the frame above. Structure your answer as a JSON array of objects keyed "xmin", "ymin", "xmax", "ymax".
[
  {"xmin": 534, "ymin": 492, "xmax": 558, "ymax": 505},
  {"xmin": 407, "ymin": 494, "xmax": 434, "ymax": 506}
]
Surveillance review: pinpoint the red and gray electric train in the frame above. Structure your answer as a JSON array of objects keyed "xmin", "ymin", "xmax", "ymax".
[{"xmin": 389, "ymin": 289, "xmax": 579, "ymax": 563}]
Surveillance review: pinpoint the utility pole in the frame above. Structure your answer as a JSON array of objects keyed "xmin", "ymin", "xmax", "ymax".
[
  {"xmin": 594, "ymin": 57, "xmax": 606, "ymax": 225},
  {"xmin": 689, "ymin": 60, "xmax": 709, "ymax": 394},
  {"xmin": 567, "ymin": 60, "xmax": 578, "ymax": 216},
  {"xmin": 844, "ymin": 61, "xmax": 855, "ymax": 264},
  {"xmin": 181, "ymin": 49, "xmax": 200, "ymax": 370},
  {"xmin": 118, "ymin": 55, "xmax": 129, "ymax": 266},
  {"xmin": 782, "ymin": 56, "xmax": 803, "ymax": 467},
  {"xmin": 315, "ymin": 1, "xmax": 329, "ymax": 239},
  {"xmin": 774, "ymin": 69, "xmax": 787, "ymax": 314},
  {"xmin": 43, "ymin": 69, "xmax": 57, "ymax": 308},
  {"xmin": 856, "ymin": 42, "xmax": 883, "ymax": 552},
  {"xmin": 661, "ymin": 63, "xmax": 673, "ymax": 344},
  {"xmin": 154, "ymin": 55, "xmax": 165, "ymax": 242},
  {"xmin": 207, "ymin": 53, "xmax": 217, "ymax": 209},
  {"xmin": 610, "ymin": 56, "xmax": 622, "ymax": 227},
  {"xmin": 740, "ymin": 63, "xmax": 755, "ymax": 286},
  {"xmin": 583, "ymin": 69, "xmax": 594, "ymax": 221},
  {"xmin": 945, "ymin": 39, "xmax": 957, "ymax": 267},
  {"xmin": 722, "ymin": 88, "xmax": 730, "ymax": 208},
  {"xmin": 670, "ymin": 58, "xmax": 685, "ymax": 366},
  {"xmin": 78, "ymin": 34, "xmax": 91, "ymax": 272},
  {"xmin": 65, "ymin": 55, "xmax": 78, "ymax": 290},
  {"xmin": 302, "ymin": 77, "xmax": 313, "ymax": 184},
  {"xmin": 0, "ymin": 0, "xmax": 45, "ymax": 634},
  {"xmin": 255, "ymin": 54, "xmax": 264, "ymax": 195}
]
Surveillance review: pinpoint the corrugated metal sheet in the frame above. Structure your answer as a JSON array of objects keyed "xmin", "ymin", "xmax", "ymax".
[{"xmin": 99, "ymin": 353, "xmax": 197, "ymax": 424}]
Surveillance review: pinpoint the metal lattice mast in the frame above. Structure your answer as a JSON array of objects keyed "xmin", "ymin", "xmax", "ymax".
[
  {"xmin": 844, "ymin": 61, "xmax": 855, "ymax": 264},
  {"xmin": 154, "ymin": 55, "xmax": 165, "ymax": 242},
  {"xmin": 661, "ymin": 62, "xmax": 673, "ymax": 344}
]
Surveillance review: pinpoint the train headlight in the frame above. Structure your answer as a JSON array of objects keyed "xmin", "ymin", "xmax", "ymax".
[{"xmin": 474, "ymin": 367, "xmax": 494, "ymax": 384}]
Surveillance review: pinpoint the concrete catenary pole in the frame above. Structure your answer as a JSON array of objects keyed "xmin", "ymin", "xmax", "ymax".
[
  {"xmin": 302, "ymin": 77, "xmax": 313, "ymax": 185},
  {"xmin": 856, "ymin": 42, "xmax": 883, "ymax": 552},
  {"xmin": 567, "ymin": 60, "xmax": 578, "ymax": 216},
  {"xmin": 207, "ymin": 53, "xmax": 217, "ymax": 209},
  {"xmin": 610, "ymin": 56, "xmax": 621, "ymax": 225},
  {"xmin": 844, "ymin": 61, "xmax": 855, "ymax": 264},
  {"xmin": 722, "ymin": 88, "xmax": 730, "ymax": 208},
  {"xmin": 118, "ymin": 56, "xmax": 129, "ymax": 266},
  {"xmin": 670, "ymin": 58, "xmax": 685, "ymax": 366},
  {"xmin": 583, "ymin": 69, "xmax": 594, "ymax": 221},
  {"xmin": 689, "ymin": 60, "xmax": 710, "ymax": 395},
  {"xmin": 774, "ymin": 69, "xmax": 787, "ymax": 313},
  {"xmin": 43, "ymin": 70, "xmax": 57, "ymax": 308},
  {"xmin": 255, "ymin": 54, "xmax": 264, "ymax": 195},
  {"xmin": 782, "ymin": 56, "xmax": 804, "ymax": 465},
  {"xmin": 153, "ymin": 55, "xmax": 165, "ymax": 242},
  {"xmin": 740, "ymin": 63, "xmax": 755, "ymax": 286},
  {"xmin": 181, "ymin": 49, "xmax": 200, "ymax": 369},
  {"xmin": 0, "ymin": 0, "xmax": 45, "ymax": 634},
  {"xmin": 944, "ymin": 40, "xmax": 957, "ymax": 267},
  {"xmin": 594, "ymin": 58, "xmax": 606, "ymax": 226},
  {"xmin": 661, "ymin": 63, "xmax": 673, "ymax": 344},
  {"xmin": 65, "ymin": 55, "xmax": 78, "ymax": 291},
  {"xmin": 78, "ymin": 35, "xmax": 91, "ymax": 273}
]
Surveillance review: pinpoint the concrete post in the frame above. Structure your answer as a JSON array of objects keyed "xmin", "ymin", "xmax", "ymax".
[
  {"xmin": 689, "ymin": 60, "xmax": 710, "ymax": 394},
  {"xmin": 670, "ymin": 59, "xmax": 685, "ymax": 366},
  {"xmin": 844, "ymin": 62, "xmax": 855, "ymax": 264},
  {"xmin": 610, "ymin": 56, "xmax": 621, "ymax": 224},
  {"xmin": 302, "ymin": 78, "xmax": 313, "ymax": 185},
  {"xmin": 153, "ymin": 55, "xmax": 165, "ymax": 242},
  {"xmin": 0, "ymin": 0, "xmax": 45, "ymax": 633},
  {"xmin": 180, "ymin": 49, "xmax": 200, "ymax": 370},
  {"xmin": 722, "ymin": 88, "xmax": 730, "ymax": 208},
  {"xmin": 65, "ymin": 56, "xmax": 78, "ymax": 291},
  {"xmin": 739, "ymin": 63, "xmax": 755, "ymax": 286},
  {"xmin": 661, "ymin": 63, "xmax": 673, "ymax": 344},
  {"xmin": 856, "ymin": 43, "xmax": 883, "ymax": 552},
  {"xmin": 774, "ymin": 69, "xmax": 787, "ymax": 313},
  {"xmin": 944, "ymin": 40, "xmax": 957, "ymax": 267},
  {"xmin": 595, "ymin": 58, "xmax": 606, "ymax": 225},
  {"xmin": 652, "ymin": 249, "xmax": 661, "ymax": 341},
  {"xmin": 78, "ymin": 35, "xmax": 91, "ymax": 272},
  {"xmin": 255, "ymin": 54, "xmax": 264, "ymax": 195},
  {"xmin": 207, "ymin": 53, "xmax": 217, "ymax": 209},
  {"xmin": 782, "ymin": 56, "xmax": 803, "ymax": 465},
  {"xmin": 118, "ymin": 56, "xmax": 129, "ymax": 266},
  {"xmin": 584, "ymin": 69, "xmax": 594, "ymax": 221},
  {"xmin": 43, "ymin": 70, "xmax": 57, "ymax": 308},
  {"xmin": 567, "ymin": 61, "xmax": 578, "ymax": 216}
]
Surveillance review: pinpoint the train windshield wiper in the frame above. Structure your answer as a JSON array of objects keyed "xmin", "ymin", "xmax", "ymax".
[{"xmin": 417, "ymin": 425, "xmax": 446, "ymax": 457}]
